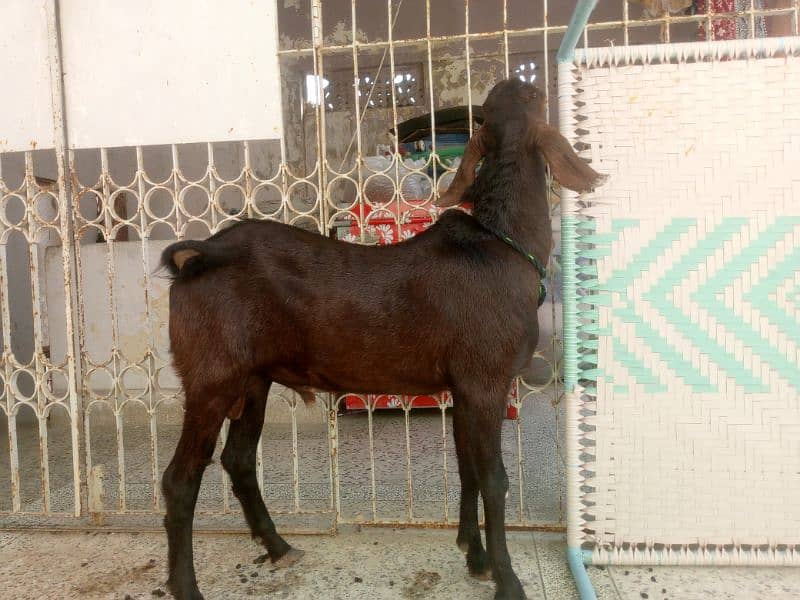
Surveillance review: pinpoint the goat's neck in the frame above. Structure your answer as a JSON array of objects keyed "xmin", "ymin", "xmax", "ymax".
[{"xmin": 470, "ymin": 146, "xmax": 552, "ymax": 265}]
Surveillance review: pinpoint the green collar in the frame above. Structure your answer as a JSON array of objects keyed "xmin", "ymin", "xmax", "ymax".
[{"xmin": 476, "ymin": 220, "xmax": 548, "ymax": 307}]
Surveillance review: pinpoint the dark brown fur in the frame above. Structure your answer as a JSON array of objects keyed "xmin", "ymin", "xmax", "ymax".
[{"xmin": 160, "ymin": 79, "xmax": 603, "ymax": 600}]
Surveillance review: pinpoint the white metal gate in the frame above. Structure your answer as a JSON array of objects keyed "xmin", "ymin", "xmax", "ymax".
[{"xmin": 2, "ymin": 0, "xmax": 797, "ymax": 533}]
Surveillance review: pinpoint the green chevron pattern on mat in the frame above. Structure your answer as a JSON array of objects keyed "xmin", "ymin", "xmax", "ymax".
[{"xmin": 576, "ymin": 216, "xmax": 800, "ymax": 395}]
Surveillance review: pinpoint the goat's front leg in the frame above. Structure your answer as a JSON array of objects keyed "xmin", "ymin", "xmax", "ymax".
[
  {"xmin": 220, "ymin": 380, "xmax": 303, "ymax": 566},
  {"xmin": 452, "ymin": 403, "xmax": 491, "ymax": 579},
  {"xmin": 162, "ymin": 396, "xmax": 227, "ymax": 600},
  {"xmin": 474, "ymin": 405, "xmax": 526, "ymax": 600}
]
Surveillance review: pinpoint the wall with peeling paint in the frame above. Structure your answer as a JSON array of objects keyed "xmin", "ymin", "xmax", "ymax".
[{"xmin": 275, "ymin": 0, "xmax": 689, "ymax": 178}]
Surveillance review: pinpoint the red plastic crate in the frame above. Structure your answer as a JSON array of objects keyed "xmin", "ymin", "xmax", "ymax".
[{"xmin": 341, "ymin": 383, "xmax": 520, "ymax": 420}]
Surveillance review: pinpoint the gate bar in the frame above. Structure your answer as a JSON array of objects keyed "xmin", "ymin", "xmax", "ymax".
[{"xmin": 45, "ymin": 0, "xmax": 85, "ymax": 518}]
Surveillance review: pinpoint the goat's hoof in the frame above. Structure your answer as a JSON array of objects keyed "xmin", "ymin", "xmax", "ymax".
[
  {"xmin": 470, "ymin": 567, "xmax": 493, "ymax": 581},
  {"xmin": 494, "ymin": 591, "xmax": 527, "ymax": 600},
  {"xmin": 493, "ymin": 582, "xmax": 527, "ymax": 600},
  {"xmin": 272, "ymin": 547, "xmax": 305, "ymax": 568},
  {"xmin": 456, "ymin": 531, "xmax": 479, "ymax": 554},
  {"xmin": 466, "ymin": 549, "xmax": 491, "ymax": 581},
  {"xmin": 166, "ymin": 578, "xmax": 204, "ymax": 600}
]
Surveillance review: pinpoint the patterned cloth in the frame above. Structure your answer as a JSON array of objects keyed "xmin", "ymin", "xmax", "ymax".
[{"xmin": 695, "ymin": 0, "xmax": 769, "ymax": 40}]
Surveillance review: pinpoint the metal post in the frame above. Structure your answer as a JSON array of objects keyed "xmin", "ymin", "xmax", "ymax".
[{"xmin": 44, "ymin": 0, "xmax": 85, "ymax": 517}]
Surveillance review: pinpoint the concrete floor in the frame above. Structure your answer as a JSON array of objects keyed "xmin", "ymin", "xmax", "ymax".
[{"xmin": 1, "ymin": 528, "xmax": 799, "ymax": 599}]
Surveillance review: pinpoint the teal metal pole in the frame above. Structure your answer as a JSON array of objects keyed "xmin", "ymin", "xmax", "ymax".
[
  {"xmin": 557, "ymin": 0, "xmax": 599, "ymax": 65},
  {"xmin": 568, "ymin": 547, "xmax": 598, "ymax": 600},
  {"xmin": 558, "ymin": 3, "xmax": 599, "ymax": 600}
]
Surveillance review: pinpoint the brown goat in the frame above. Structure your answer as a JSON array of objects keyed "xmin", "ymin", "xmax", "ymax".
[{"xmin": 160, "ymin": 78, "xmax": 603, "ymax": 600}]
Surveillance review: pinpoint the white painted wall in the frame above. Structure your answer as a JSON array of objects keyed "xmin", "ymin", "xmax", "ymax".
[
  {"xmin": 60, "ymin": 0, "xmax": 283, "ymax": 149},
  {"xmin": 1, "ymin": 1, "xmax": 283, "ymax": 152},
  {"xmin": 0, "ymin": 0, "xmax": 54, "ymax": 153}
]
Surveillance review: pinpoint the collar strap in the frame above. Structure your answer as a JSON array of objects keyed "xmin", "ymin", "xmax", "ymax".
[{"xmin": 474, "ymin": 219, "xmax": 548, "ymax": 307}]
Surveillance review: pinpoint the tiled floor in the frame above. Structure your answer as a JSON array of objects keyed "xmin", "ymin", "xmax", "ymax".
[{"xmin": 0, "ymin": 389, "xmax": 567, "ymax": 524}]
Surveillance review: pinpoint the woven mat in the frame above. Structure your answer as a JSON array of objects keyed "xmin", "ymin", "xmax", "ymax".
[{"xmin": 559, "ymin": 38, "xmax": 800, "ymax": 565}]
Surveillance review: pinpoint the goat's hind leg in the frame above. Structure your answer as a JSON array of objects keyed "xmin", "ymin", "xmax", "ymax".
[
  {"xmin": 475, "ymin": 399, "xmax": 525, "ymax": 599},
  {"xmin": 162, "ymin": 392, "xmax": 228, "ymax": 600},
  {"xmin": 453, "ymin": 402, "xmax": 491, "ymax": 580},
  {"xmin": 221, "ymin": 377, "xmax": 304, "ymax": 566},
  {"xmin": 454, "ymin": 383, "xmax": 526, "ymax": 600}
]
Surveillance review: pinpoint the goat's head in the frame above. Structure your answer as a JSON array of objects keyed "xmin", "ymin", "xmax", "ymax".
[
  {"xmin": 436, "ymin": 78, "xmax": 605, "ymax": 207},
  {"xmin": 482, "ymin": 77, "xmax": 547, "ymax": 133}
]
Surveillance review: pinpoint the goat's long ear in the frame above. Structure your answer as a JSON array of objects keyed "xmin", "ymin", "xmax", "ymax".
[
  {"xmin": 531, "ymin": 121, "xmax": 605, "ymax": 194},
  {"xmin": 435, "ymin": 125, "xmax": 491, "ymax": 207}
]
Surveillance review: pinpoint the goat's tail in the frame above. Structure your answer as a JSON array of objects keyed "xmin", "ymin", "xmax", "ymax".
[{"xmin": 160, "ymin": 239, "xmax": 239, "ymax": 280}]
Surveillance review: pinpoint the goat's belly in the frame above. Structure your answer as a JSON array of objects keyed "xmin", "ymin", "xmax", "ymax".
[{"xmin": 268, "ymin": 359, "xmax": 448, "ymax": 397}]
